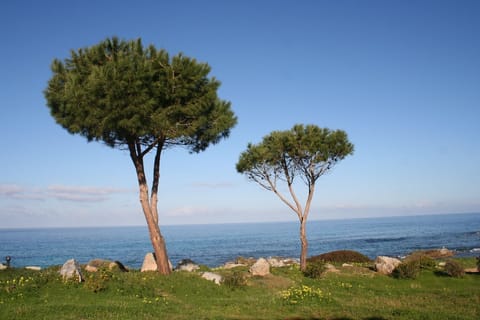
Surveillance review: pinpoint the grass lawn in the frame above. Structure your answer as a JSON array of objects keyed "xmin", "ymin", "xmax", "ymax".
[{"xmin": 0, "ymin": 258, "xmax": 478, "ymax": 319}]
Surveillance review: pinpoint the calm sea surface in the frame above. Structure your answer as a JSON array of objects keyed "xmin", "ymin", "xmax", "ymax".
[{"xmin": 0, "ymin": 213, "xmax": 479, "ymax": 269}]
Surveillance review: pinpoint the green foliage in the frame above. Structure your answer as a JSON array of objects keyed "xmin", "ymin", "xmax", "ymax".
[
  {"xmin": 392, "ymin": 260, "xmax": 421, "ymax": 279},
  {"xmin": 84, "ymin": 268, "xmax": 114, "ymax": 293},
  {"xmin": 404, "ymin": 253, "xmax": 437, "ymax": 270},
  {"xmin": 222, "ymin": 270, "xmax": 247, "ymax": 289},
  {"xmin": 45, "ymin": 37, "xmax": 237, "ymax": 152},
  {"xmin": 444, "ymin": 260, "xmax": 465, "ymax": 278},
  {"xmin": 236, "ymin": 124, "xmax": 354, "ymax": 188},
  {"xmin": 308, "ymin": 250, "xmax": 371, "ymax": 264},
  {"xmin": 302, "ymin": 261, "xmax": 327, "ymax": 279}
]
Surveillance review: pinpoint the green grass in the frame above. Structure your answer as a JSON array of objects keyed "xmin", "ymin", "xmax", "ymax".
[{"xmin": 1, "ymin": 259, "xmax": 479, "ymax": 319}]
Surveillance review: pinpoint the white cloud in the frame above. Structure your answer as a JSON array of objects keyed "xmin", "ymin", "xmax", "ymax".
[
  {"xmin": 0, "ymin": 183, "xmax": 132, "ymax": 203},
  {"xmin": 47, "ymin": 185, "xmax": 131, "ymax": 202},
  {"xmin": 0, "ymin": 184, "xmax": 24, "ymax": 196},
  {"xmin": 0, "ymin": 184, "xmax": 46, "ymax": 200}
]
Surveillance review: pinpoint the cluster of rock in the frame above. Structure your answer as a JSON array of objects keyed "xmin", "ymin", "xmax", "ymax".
[
  {"xmin": 374, "ymin": 247, "xmax": 457, "ymax": 275},
  {"xmin": 8, "ymin": 247, "xmax": 462, "ymax": 283},
  {"xmin": 136, "ymin": 253, "xmax": 299, "ymax": 285},
  {"xmin": 59, "ymin": 258, "xmax": 130, "ymax": 282},
  {"xmin": 0, "ymin": 263, "xmax": 41, "ymax": 271}
]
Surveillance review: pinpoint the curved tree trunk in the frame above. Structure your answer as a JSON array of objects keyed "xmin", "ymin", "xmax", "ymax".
[
  {"xmin": 139, "ymin": 183, "xmax": 171, "ymax": 274},
  {"xmin": 299, "ymin": 218, "xmax": 308, "ymax": 271},
  {"xmin": 129, "ymin": 141, "xmax": 171, "ymax": 275}
]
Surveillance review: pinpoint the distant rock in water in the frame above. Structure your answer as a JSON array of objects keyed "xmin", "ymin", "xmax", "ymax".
[
  {"xmin": 59, "ymin": 259, "xmax": 83, "ymax": 282},
  {"xmin": 374, "ymin": 256, "xmax": 401, "ymax": 275}
]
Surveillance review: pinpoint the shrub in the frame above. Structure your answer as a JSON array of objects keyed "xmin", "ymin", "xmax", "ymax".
[
  {"xmin": 392, "ymin": 260, "xmax": 420, "ymax": 279},
  {"xmin": 476, "ymin": 256, "xmax": 480, "ymax": 272},
  {"xmin": 303, "ymin": 261, "xmax": 327, "ymax": 279},
  {"xmin": 84, "ymin": 268, "xmax": 113, "ymax": 293},
  {"xmin": 308, "ymin": 250, "xmax": 371, "ymax": 264},
  {"xmin": 222, "ymin": 270, "xmax": 247, "ymax": 289},
  {"xmin": 444, "ymin": 260, "xmax": 465, "ymax": 278},
  {"xmin": 404, "ymin": 253, "xmax": 437, "ymax": 270}
]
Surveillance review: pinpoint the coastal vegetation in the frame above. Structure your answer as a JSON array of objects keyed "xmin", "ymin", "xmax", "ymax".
[{"xmin": 1, "ymin": 257, "xmax": 478, "ymax": 319}]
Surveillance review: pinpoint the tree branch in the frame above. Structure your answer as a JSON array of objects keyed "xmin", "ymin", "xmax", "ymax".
[
  {"xmin": 140, "ymin": 137, "xmax": 163, "ymax": 158},
  {"xmin": 150, "ymin": 138, "xmax": 165, "ymax": 225},
  {"xmin": 265, "ymin": 174, "xmax": 302, "ymax": 220},
  {"xmin": 281, "ymin": 156, "xmax": 303, "ymax": 216}
]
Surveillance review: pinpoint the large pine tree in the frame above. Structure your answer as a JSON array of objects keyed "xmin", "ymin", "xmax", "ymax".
[{"xmin": 45, "ymin": 37, "xmax": 237, "ymax": 274}]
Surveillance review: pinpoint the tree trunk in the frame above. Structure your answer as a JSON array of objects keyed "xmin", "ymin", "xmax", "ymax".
[
  {"xmin": 299, "ymin": 218, "xmax": 308, "ymax": 272},
  {"xmin": 139, "ymin": 184, "xmax": 171, "ymax": 274},
  {"xmin": 129, "ymin": 142, "xmax": 171, "ymax": 275}
]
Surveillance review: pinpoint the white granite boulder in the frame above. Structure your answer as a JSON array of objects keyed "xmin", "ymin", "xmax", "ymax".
[
  {"xmin": 202, "ymin": 272, "xmax": 222, "ymax": 285},
  {"xmin": 176, "ymin": 259, "xmax": 200, "ymax": 272},
  {"xmin": 59, "ymin": 259, "xmax": 83, "ymax": 282},
  {"xmin": 141, "ymin": 253, "xmax": 157, "ymax": 272},
  {"xmin": 267, "ymin": 257, "xmax": 299, "ymax": 267},
  {"xmin": 267, "ymin": 257, "xmax": 286, "ymax": 268},
  {"xmin": 141, "ymin": 253, "xmax": 173, "ymax": 272},
  {"xmin": 374, "ymin": 256, "xmax": 402, "ymax": 275},
  {"xmin": 249, "ymin": 258, "xmax": 270, "ymax": 276},
  {"xmin": 325, "ymin": 263, "xmax": 340, "ymax": 273},
  {"xmin": 0, "ymin": 263, "xmax": 7, "ymax": 270}
]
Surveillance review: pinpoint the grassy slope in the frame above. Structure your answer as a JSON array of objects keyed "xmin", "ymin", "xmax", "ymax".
[{"xmin": 0, "ymin": 259, "xmax": 478, "ymax": 320}]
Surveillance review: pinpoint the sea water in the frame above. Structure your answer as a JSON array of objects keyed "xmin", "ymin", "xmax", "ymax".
[{"xmin": 0, "ymin": 213, "xmax": 479, "ymax": 269}]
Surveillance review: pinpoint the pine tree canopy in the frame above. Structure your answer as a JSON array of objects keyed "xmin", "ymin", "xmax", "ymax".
[
  {"xmin": 45, "ymin": 37, "xmax": 237, "ymax": 152},
  {"xmin": 236, "ymin": 124, "xmax": 354, "ymax": 188}
]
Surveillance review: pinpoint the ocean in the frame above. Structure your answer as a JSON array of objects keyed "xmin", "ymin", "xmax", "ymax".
[{"xmin": 0, "ymin": 213, "xmax": 479, "ymax": 269}]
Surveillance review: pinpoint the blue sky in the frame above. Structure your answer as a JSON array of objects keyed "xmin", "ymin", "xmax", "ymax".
[{"xmin": 0, "ymin": 0, "xmax": 479, "ymax": 228}]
